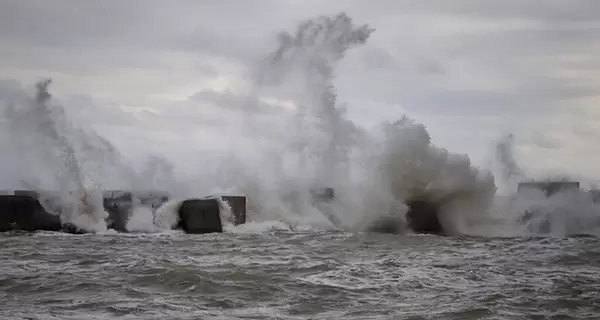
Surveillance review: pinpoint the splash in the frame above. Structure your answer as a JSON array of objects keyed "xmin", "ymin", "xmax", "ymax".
[
  {"xmin": 152, "ymin": 199, "xmax": 184, "ymax": 230},
  {"xmin": 233, "ymin": 13, "xmax": 375, "ymax": 229},
  {"xmin": 228, "ymin": 13, "xmax": 600, "ymax": 237},
  {"xmin": 481, "ymin": 135, "xmax": 600, "ymax": 237},
  {"xmin": 0, "ymin": 78, "xmax": 193, "ymax": 233},
  {"xmin": 226, "ymin": 13, "xmax": 500, "ymax": 236},
  {"xmin": 258, "ymin": 13, "xmax": 372, "ymax": 187},
  {"xmin": 1, "ymin": 12, "xmax": 599, "ymax": 238},
  {"xmin": 1, "ymin": 79, "xmax": 109, "ymax": 232}
]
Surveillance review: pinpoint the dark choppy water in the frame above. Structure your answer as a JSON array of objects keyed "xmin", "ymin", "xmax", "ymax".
[{"xmin": 1, "ymin": 231, "xmax": 599, "ymax": 319}]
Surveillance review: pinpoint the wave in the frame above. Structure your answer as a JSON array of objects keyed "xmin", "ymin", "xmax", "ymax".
[{"xmin": 1, "ymin": 13, "xmax": 599, "ymax": 238}]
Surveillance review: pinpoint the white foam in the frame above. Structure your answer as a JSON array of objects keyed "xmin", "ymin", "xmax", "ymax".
[
  {"xmin": 153, "ymin": 199, "xmax": 183, "ymax": 230},
  {"xmin": 223, "ymin": 220, "xmax": 294, "ymax": 233}
]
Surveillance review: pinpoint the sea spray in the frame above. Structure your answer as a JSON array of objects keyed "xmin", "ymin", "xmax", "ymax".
[
  {"xmin": 244, "ymin": 13, "xmax": 600, "ymax": 237},
  {"xmin": 233, "ymin": 13, "xmax": 375, "ymax": 229},
  {"xmin": 153, "ymin": 199, "xmax": 184, "ymax": 230},
  {"xmin": 479, "ymin": 133, "xmax": 600, "ymax": 237},
  {"xmin": 347, "ymin": 117, "xmax": 498, "ymax": 235},
  {"xmin": 493, "ymin": 134, "xmax": 526, "ymax": 194},
  {"xmin": 2, "ymin": 79, "xmax": 109, "ymax": 232},
  {"xmin": 233, "ymin": 13, "xmax": 500, "ymax": 235},
  {"xmin": 0, "ymin": 79, "xmax": 192, "ymax": 232},
  {"xmin": 258, "ymin": 13, "xmax": 372, "ymax": 187},
  {"xmin": 1, "ymin": 12, "xmax": 598, "ymax": 237},
  {"xmin": 126, "ymin": 196, "xmax": 164, "ymax": 233}
]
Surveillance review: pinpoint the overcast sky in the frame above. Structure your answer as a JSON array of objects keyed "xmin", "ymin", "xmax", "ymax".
[{"xmin": 1, "ymin": 0, "xmax": 599, "ymax": 186}]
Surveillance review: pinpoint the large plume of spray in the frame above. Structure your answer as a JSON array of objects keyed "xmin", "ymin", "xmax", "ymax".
[
  {"xmin": 237, "ymin": 12, "xmax": 600, "ymax": 237},
  {"xmin": 259, "ymin": 13, "xmax": 372, "ymax": 186},
  {"xmin": 2, "ymin": 12, "xmax": 597, "ymax": 237},
  {"xmin": 0, "ymin": 79, "xmax": 184, "ymax": 233},
  {"xmin": 229, "ymin": 13, "xmax": 374, "ymax": 229},
  {"xmin": 261, "ymin": 13, "xmax": 371, "ymax": 183},
  {"xmin": 228, "ymin": 13, "xmax": 499, "ymax": 235},
  {"xmin": 494, "ymin": 134, "xmax": 525, "ymax": 191},
  {"xmin": 360, "ymin": 118, "xmax": 497, "ymax": 235},
  {"xmin": 3, "ymin": 79, "xmax": 109, "ymax": 232}
]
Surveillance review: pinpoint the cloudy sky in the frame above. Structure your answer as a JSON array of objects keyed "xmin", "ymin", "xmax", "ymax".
[{"xmin": 1, "ymin": 0, "xmax": 599, "ymax": 186}]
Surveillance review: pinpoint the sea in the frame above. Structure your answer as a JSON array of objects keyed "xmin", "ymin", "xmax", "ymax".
[{"xmin": 1, "ymin": 230, "xmax": 599, "ymax": 320}]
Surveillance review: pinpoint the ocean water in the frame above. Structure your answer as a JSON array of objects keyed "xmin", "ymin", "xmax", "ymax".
[{"xmin": 1, "ymin": 230, "xmax": 599, "ymax": 320}]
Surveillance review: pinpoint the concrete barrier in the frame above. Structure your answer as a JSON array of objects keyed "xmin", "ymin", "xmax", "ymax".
[
  {"xmin": 178, "ymin": 198, "xmax": 223, "ymax": 234},
  {"xmin": 0, "ymin": 189, "xmax": 243, "ymax": 234},
  {"xmin": 307, "ymin": 187, "xmax": 444, "ymax": 235},
  {"xmin": 103, "ymin": 192, "xmax": 133, "ymax": 232},
  {"xmin": 0, "ymin": 195, "xmax": 62, "ymax": 232},
  {"xmin": 405, "ymin": 199, "xmax": 442, "ymax": 235},
  {"xmin": 0, "ymin": 190, "xmax": 135, "ymax": 233}
]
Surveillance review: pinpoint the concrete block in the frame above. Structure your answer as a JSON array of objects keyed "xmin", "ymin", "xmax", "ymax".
[
  {"xmin": 103, "ymin": 190, "xmax": 134, "ymax": 232},
  {"xmin": 220, "ymin": 195, "xmax": 246, "ymax": 225},
  {"xmin": 104, "ymin": 203, "xmax": 132, "ymax": 232},
  {"xmin": 178, "ymin": 198, "xmax": 223, "ymax": 234},
  {"xmin": 0, "ymin": 195, "xmax": 62, "ymax": 232},
  {"xmin": 405, "ymin": 199, "xmax": 442, "ymax": 235}
]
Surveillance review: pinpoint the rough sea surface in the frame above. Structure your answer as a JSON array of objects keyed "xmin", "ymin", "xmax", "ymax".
[{"xmin": 1, "ymin": 230, "xmax": 599, "ymax": 320}]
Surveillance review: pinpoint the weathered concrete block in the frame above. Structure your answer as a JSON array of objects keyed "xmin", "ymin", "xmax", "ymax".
[
  {"xmin": 220, "ymin": 195, "xmax": 246, "ymax": 225},
  {"xmin": 178, "ymin": 198, "xmax": 223, "ymax": 234},
  {"xmin": 103, "ymin": 190, "xmax": 134, "ymax": 232},
  {"xmin": 405, "ymin": 199, "xmax": 442, "ymax": 235},
  {"xmin": 0, "ymin": 195, "xmax": 62, "ymax": 232},
  {"xmin": 104, "ymin": 203, "xmax": 132, "ymax": 232},
  {"xmin": 1, "ymin": 189, "xmax": 239, "ymax": 234},
  {"xmin": 366, "ymin": 197, "xmax": 444, "ymax": 235}
]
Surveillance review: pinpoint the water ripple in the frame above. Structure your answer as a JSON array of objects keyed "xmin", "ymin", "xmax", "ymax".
[{"xmin": 0, "ymin": 232, "xmax": 599, "ymax": 319}]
